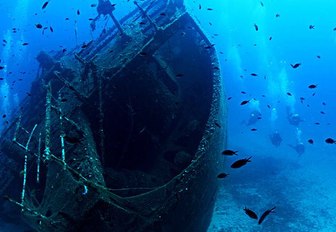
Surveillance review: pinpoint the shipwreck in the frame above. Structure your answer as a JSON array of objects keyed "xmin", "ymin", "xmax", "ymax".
[{"xmin": 0, "ymin": 0, "xmax": 227, "ymax": 231}]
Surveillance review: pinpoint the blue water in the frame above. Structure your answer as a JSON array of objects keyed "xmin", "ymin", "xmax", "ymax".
[{"xmin": 1, "ymin": 0, "xmax": 336, "ymax": 231}]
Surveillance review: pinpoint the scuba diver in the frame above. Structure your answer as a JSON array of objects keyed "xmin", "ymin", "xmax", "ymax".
[
  {"xmin": 289, "ymin": 142, "xmax": 305, "ymax": 156},
  {"xmin": 90, "ymin": 0, "xmax": 124, "ymax": 34},
  {"xmin": 288, "ymin": 113, "xmax": 303, "ymax": 126},
  {"xmin": 246, "ymin": 110, "xmax": 262, "ymax": 126},
  {"xmin": 289, "ymin": 127, "xmax": 305, "ymax": 156},
  {"xmin": 286, "ymin": 107, "xmax": 303, "ymax": 126},
  {"xmin": 270, "ymin": 131, "xmax": 282, "ymax": 147}
]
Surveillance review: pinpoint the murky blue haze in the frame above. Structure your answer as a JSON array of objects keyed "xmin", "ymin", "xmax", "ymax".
[{"xmin": 1, "ymin": 0, "xmax": 336, "ymax": 231}]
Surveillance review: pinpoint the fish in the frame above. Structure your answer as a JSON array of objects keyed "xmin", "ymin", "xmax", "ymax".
[
  {"xmin": 0, "ymin": 66, "xmax": 4, "ymax": 70},
  {"xmin": 222, "ymin": 150, "xmax": 238, "ymax": 156},
  {"xmin": 287, "ymin": 92, "xmax": 292, "ymax": 96},
  {"xmin": 207, "ymin": 8, "xmax": 213, "ymax": 11},
  {"xmin": 35, "ymin": 23, "xmax": 43, "ymax": 29},
  {"xmin": 214, "ymin": 122, "xmax": 221, "ymax": 128},
  {"xmin": 308, "ymin": 84, "xmax": 317, "ymax": 89},
  {"xmin": 244, "ymin": 207, "xmax": 258, "ymax": 220},
  {"xmin": 42, "ymin": 1, "xmax": 49, "ymax": 10},
  {"xmin": 50, "ymin": 26, "xmax": 54, "ymax": 32},
  {"xmin": 250, "ymin": 128, "xmax": 257, "ymax": 131},
  {"xmin": 254, "ymin": 24, "xmax": 259, "ymax": 31},
  {"xmin": 260, "ymin": 1, "xmax": 264, "ymax": 7},
  {"xmin": 325, "ymin": 138, "xmax": 336, "ymax": 144},
  {"xmin": 22, "ymin": 42, "xmax": 29, "ymax": 46},
  {"xmin": 77, "ymin": 9, "xmax": 80, "ymax": 15},
  {"xmin": 290, "ymin": 63, "xmax": 301, "ymax": 69},
  {"xmin": 250, "ymin": 73, "xmax": 258, "ymax": 76},
  {"xmin": 231, "ymin": 156, "xmax": 252, "ymax": 168},
  {"xmin": 217, "ymin": 173, "xmax": 229, "ymax": 179},
  {"xmin": 227, "ymin": 97, "xmax": 232, "ymax": 100},
  {"xmin": 90, "ymin": 4, "xmax": 97, "ymax": 7},
  {"xmin": 316, "ymin": 55, "xmax": 321, "ymax": 59},
  {"xmin": 269, "ymin": 36, "xmax": 272, "ymax": 40},
  {"xmin": 204, "ymin": 44, "xmax": 215, "ymax": 49},
  {"xmin": 175, "ymin": 73, "xmax": 184, "ymax": 77},
  {"xmin": 258, "ymin": 206, "xmax": 276, "ymax": 224},
  {"xmin": 275, "ymin": 13, "xmax": 280, "ymax": 17},
  {"xmin": 63, "ymin": 135, "xmax": 81, "ymax": 144},
  {"xmin": 2, "ymin": 114, "xmax": 6, "ymax": 118},
  {"xmin": 309, "ymin": 25, "xmax": 315, "ymax": 29},
  {"xmin": 199, "ymin": 4, "xmax": 201, "ymax": 9},
  {"xmin": 240, "ymin": 100, "xmax": 249, "ymax": 105},
  {"xmin": 300, "ymin": 97, "xmax": 305, "ymax": 103},
  {"xmin": 308, "ymin": 139, "xmax": 314, "ymax": 144}
]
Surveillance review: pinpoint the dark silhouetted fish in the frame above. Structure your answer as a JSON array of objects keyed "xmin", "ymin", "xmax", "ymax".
[
  {"xmin": 325, "ymin": 138, "xmax": 336, "ymax": 144},
  {"xmin": 309, "ymin": 25, "xmax": 315, "ymax": 29},
  {"xmin": 290, "ymin": 63, "xmax": 301, "ymax": 69},
  {"xmin": 250, "ymin": 73, "xmax": 258, "ymax": 76},
  {"xmin": 63, "ymin": 135, "xmax": 81, "ymax": 144},
  {"xmin": 308, "ymin": 84, "xmax": 317, "ymax": 89},
  {"xmin": 217, "ymin": 173, "xmax": 229, "ymax": 179},
  {"xmin": 258, "ymin": 206, "xmax": 276, "ymax": 224},
  {"xmin": 254, "ymin": 24, "xmax": 259, "ymax": 31},
  {"xmin": 35, "ymin": 23, "xmax": 43, "ymax": 29},
  {"xmin": 240, "ymin": 100, "xmax": 249, "ymax": 105},
  {"xmin": 244, "ymin": 207, "xmax": 258, "ymax": 220},
  {"xmin": 308, "ymin": 139, "xmax": 314, "ymax": 144},
  {"xmin": 231, "ymin": 157, "xmax": 252, "ymax": 168},
  {"xmin": 222, "ymin": 150, "xmax": 238, "ymax": 156},
  {"xmin": 42, "ymin": 1, "xmax": 49, "ymax": 10}
]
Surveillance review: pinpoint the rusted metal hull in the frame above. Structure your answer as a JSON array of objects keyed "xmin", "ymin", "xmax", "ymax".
[{"xmin": 0, "ymin": 1, "xmax": 227, "ymax": 231}]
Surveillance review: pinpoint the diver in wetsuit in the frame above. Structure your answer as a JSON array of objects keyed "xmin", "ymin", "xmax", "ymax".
[
  {"xmin": 246, "ymin": 110, "xmax": 262, "ymax": 126},
  {"xmin": 288, "ymin": 113, "xmax": 303, "ymax": 126},
  {"xmin": 289, "ymin": 142, "xmax": 305, "ymax": 156},
  {"xmin": 270, "ymin": 131, "xmax": 282, "ymax": 147},
  {"xmin": 286, "ymin": 107, "xmax": 303, "ymax": 126},
  {"xmin": 90, "ymin": 0, "xmax": 124, "ymax": 34}
]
